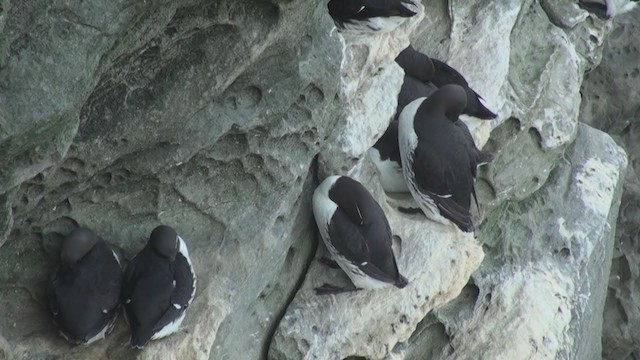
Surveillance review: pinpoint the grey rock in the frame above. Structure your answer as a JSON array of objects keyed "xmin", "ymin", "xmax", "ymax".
[
  {"xmin": 434, "ymin": 124, "xmax": 627, "ymax": 360},
  {"xmin": 0, "ymin": 193, "xmax": 12, "ymax": 249},
  {"xmin": 268, "ymin": 159, "xmax": 484, "ymax": 360},
  {"xmin": 580, "ymin": 7, "xmax": 640, "ymax": 359},
  {"xmin": 0, "ymin": 0, "xmax": 635, "ymax": 358},
  {"xmin": 0, "ymin": 0, "xmax": 344, "ymax": 358},
  {"xmin": 317, "ymin": 5, "xmax": 425, "ymax": 179},
  {"xmin": 540, "ymin": 0, "xmax": 589, "ymax": 29}
]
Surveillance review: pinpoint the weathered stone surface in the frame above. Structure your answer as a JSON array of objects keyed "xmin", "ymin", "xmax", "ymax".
[
  {"xmin": 0, "ymin": 1, "xmax": 343, "ymax": 359},
  {"xmin": 0, "ymin": 0, "xmax": 635, "ymax": 358},
  {"xmin": 580, "ymin": 7, "xmax": 640, "ymax": 359},
  {"xmin": 317, "ymin": 6, "xmax": 425, "ymax": 179},
  {"xmin": 411, "ymin": 0, "xmax": 603, "ymax": 212},
  {"xmin": 269, "ymin": 160, "xmax": 484, "ymax": 360},
  {"xmin": 0, "ymin": 193, "xmax": 12, "ymax": 249},
  {"xmin": 540, "ymin": 0, "xmax": 589, "ymax": 29},
  {"xmin": 429, "ymin": 124, "xmax": 627, "ymax": 360}
]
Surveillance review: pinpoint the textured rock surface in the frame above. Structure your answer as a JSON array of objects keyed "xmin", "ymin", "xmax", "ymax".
[
  {"xmin": 0, "ymin": 1, "xmax": 343, "ymax": 359},
  {"xmin": 580, "ymin": 8, "xmax": 640, "ymax": 359},
  {"xmin": 411, "ymin": 0, "xmax": 606, "ymax": 210},
  {"xmin": 391, "ymin": 125, "xmax": 627, "ymax": 360},
  {"xmin": 269, "ymin": 160, "xmax": 484, "ymax": 360},
  {"xmin": 397, "ymin": 1, "xmax": 628, "ymax": 359},
  {"xmin": 441, "ymin": 124, "xmax": 627, "ymax": 360},
  {"xmin": 0, "ymin": 0, "xmax": 636, "ymax": 359}
]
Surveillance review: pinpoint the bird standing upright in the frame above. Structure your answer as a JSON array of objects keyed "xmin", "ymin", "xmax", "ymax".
[{"xmin": 398, "ymin": 85, "xmax": 478, "ymax": 232}]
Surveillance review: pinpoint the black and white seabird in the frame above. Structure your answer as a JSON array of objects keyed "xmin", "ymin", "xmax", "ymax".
[
  {"xmin": 48, "ymin": 228, "xmax": 122, "ymax": 345},
  {"xmin": 398, "ymin": 85, "xmax": 480, "ymax": 232},
  {"xmin": 327, "ymin": 0, "xmax": 417, "ymax": 33},
  {"xmin": 396, "ymin": 45, "xmax": 497, "ymax": 120},
  {"xmin": 370, "ymin": 117, "xmax": 493, "ymax": 195},
  {"xmin": 369, "ymin": 44, "xmax": 494, "ymax": 194},
  {"xmin": 312, "ymin": 175, "xmax": 408, "ymax": 294},
  {"xmin": 122, "ymin": 225, "xmax": 196, "ymax": 348}
]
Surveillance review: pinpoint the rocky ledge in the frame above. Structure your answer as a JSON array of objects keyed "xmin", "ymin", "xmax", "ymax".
[{"xmin": 0, "ymin": 0, "xmax": 637, "ymax": 359}]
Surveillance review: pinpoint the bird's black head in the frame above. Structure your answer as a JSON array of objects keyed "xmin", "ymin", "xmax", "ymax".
[
  {"xmin": 424, "ymin": 84, "xmax": 467, "ymax": 121},
  {"xmin": 395, "ymin": 45, "xmax": 435, "ymax": 83},
  {"xmin": 60, "ymin": 228, "xmax": 100, "ymax": 265},
  {"xmin": 149, "ymin": 225, "xmax": 179, "ymax": 262}
]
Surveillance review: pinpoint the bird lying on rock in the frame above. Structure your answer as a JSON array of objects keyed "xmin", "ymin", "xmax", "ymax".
[
  {"xmin": 48, "ymin": 228, "xmax": 122, "ymax": 345},
  {"xmin": 398, "ymin": 85, "xmax": 480, "ymax": 233},
  {"xmin": 123, "ymin": 225, "xmax": 196, "ymax": 348},
  {"xmin": 313, "ymin": 175, "xmax": 408, "ymax": 295},
  {"xmin": 327, "ymin": 0, "xmax": 417, "ymax": 33}
]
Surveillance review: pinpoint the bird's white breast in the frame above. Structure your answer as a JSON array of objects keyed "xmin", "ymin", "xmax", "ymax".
[{"xmin": 368, "ymin": 148, "xmax": 409, "ymax": 193}]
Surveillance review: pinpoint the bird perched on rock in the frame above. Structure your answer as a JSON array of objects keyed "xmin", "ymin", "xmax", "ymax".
[
  {"xmin": 122, "ymin": 225, "xmax": 196, "ymax": 348},
  {"xmin": 369, "ymin": 118, "xmax": 493, "ymax": 195},
  {"xmin": 48, "ymin": 228, "xmax": 122, "ymax": 345},
  {"xmin": 369, "ymin": 44, "xmax": 494, "ymax": 194},
  {"xmin": 395, "ymin": 45, "xmax": 497, "ymax": 120},
  {"xmin": 312, "ymin": 175, "xmax": 408, "ymax": 295},
  {"xmin": 398, "ymin": 85, "xmax": 479, "ymax": 232},
  {"xmin": 327, "ymin": 0, "xmax": 417, "ymax": 33}
]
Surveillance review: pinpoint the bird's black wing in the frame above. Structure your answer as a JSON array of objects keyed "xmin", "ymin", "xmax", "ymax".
[
  {"xmin": 122, "ymin": 255, "xmax": 138, "ymax": 304},
  {"xmin": 411, "ymin": 139, "xmax": 474, "ymax": 232},
  {"xmin": 90, "ymin": 242, "xmax": 123, "ymax": 312},
  {"xmin": 430, "ymin": 58, "xmax": 469, "ymax": 88},
  {"xmin": 358, "ymin": 0, "xmax": 416, "ymax": 18},
  {"xmin": 170, "ymin": 254, "xmax": 195, "ymax": 308},
  {"xmin": 328, "ymin": 207, "xmax": 370, "ymax": 265},
  {"xmin": 395, "ymin": 46, "xmax": 435, "ymax": 83}
]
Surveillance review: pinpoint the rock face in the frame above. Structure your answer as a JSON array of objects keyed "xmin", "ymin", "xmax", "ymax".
[
  {"xmin": 580, "ymin": 8, "xmax": 640, "ymax": 359},
  {"xmin": 0, "ymin": 0, "xmax": 635, "ymax": 360},
  {"xmin": 0, "ymin": 1, "xmax": 343, "ymax": 359},
  {"xmin": 269, "ymin": 161, "xmax": 484, "ymax": 360},
  {"xmin": 439, "ymin": 124, "xmax": 627, "ymax": 360}
]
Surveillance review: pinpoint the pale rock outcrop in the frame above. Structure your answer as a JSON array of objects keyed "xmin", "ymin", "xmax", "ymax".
[
  {"xmin": 431, "ymin": 124, "xmax": 627, "ymax": 360},
  {"xmin": 269, "ymin": 159, "xmax": 484, "ymax": 360},
  {"xmin": 0, "ymin": 1, "xmax": 344, "ymax": 359},
  {"xmin": 317, "ymin": 5, "xmax": 425, "ymax": 179},
  {"xmin": 0, "ymin": 0, "xmax": 635, "ymax": 359},
  {"xmin": 580, "ymin": 7, "xmax": 640, "ymax": 359},
  {"xmin": 386, "ymin": 124, "xmax": 627, "ymax": 360}
]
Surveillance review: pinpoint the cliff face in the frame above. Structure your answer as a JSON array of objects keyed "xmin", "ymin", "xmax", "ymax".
[
  {"xmin": 0, "ymin": 0, "xmax": 635, "ymax": 359},
  {"xmin": 580, "ymin": 9, "xmax": 640, "ymax": 360}
]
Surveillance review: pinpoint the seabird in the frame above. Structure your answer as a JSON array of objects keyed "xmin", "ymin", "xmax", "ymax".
[
  {"xmin": 122, "ymin": 225, "xmax": 196, "ymax": 348},
  {"xmin": 327, "ymin": 0, "xmax": 417, "ymax": 33},
  {"xmin": 312, "ymin": 175, "xmax": 408, "ymax": 295},
  {"xmin": 398, "ymin": 85, "xmax": 479, "ymax": 232},
  {"xmin": 48, "ymin": 228, "xmax": 122, "ymax": 345},
  {"xmin": 369, "ymin": 44, "xmax": 494, "ymax": 194},
  {"xmin": 396, "ymin": 45, "xmax": 497, "ymax": 120}
]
